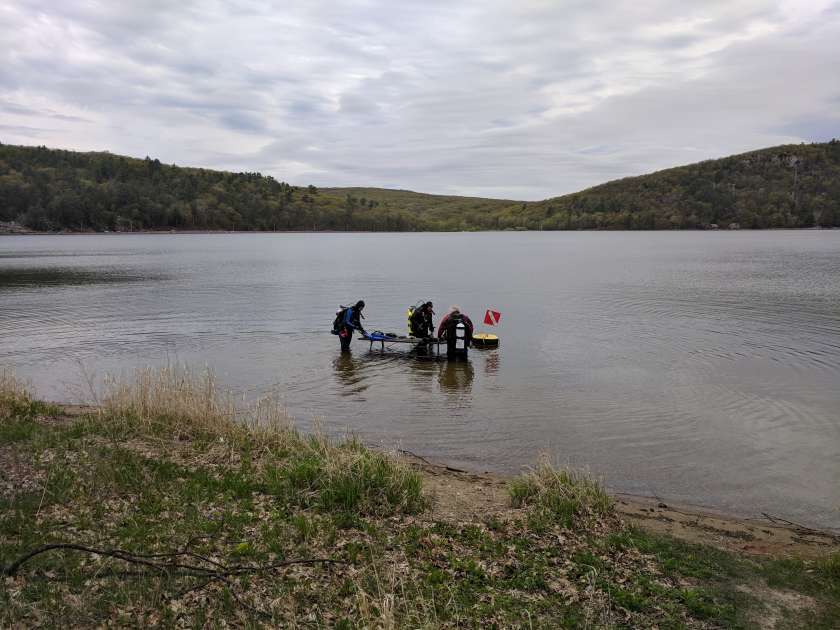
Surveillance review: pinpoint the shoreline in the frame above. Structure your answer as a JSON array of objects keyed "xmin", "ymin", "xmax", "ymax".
[
  {"xmin": 2, "ymin": 226, "xmax": 837, "ymax": 236},
  {"xmin": 397, "ymin": 449, "xmax": 840, "ymax": 560},
  {"xmin": 44, "ymin": 402, "xmax": 840, "ymax": 558},
  {"xmin": 3, "ymin": 391, "xmax": 839, "ymax": 626}
]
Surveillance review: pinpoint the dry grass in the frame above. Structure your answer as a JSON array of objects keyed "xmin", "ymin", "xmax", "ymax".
[
  {"xmin": 93, "ymin": 365, "xmax": 426, "ymax": 517},
  {"xmin": 0, "ymin": 369, "xmax": 30, "ymax": 415},
  {"xmin": 510, "ymin": 456, "xmax": 614, "ymax": 529},
  {"xmin": 99, "ymin": 365, "xmax": 293, "ymax": 444},
  {"xmin": 0, "ymin": 369, "xmax": 59, "ymax": 423},
  {"xmin": 4, "ymin": 366, "xmax": 839, "ymax": 627}
]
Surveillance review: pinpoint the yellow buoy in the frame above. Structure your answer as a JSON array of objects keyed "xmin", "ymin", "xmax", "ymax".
[{"xmin": 472, "ymin": 333, "xmax": 499, "ymax": 348}]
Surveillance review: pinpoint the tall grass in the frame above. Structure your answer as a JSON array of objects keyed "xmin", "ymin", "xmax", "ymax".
[
  {"xmin": 99, "ymin": 365, "xmax": 292, "ymax": 443},
  {"xmin": 97, "ymin": 365, "xmax": 425, "ymax": 515},
  {"xmin": 817, "ymin": 552, "xmax": 840, "ymax": 581},
  {"xmin": 0, "ymin": 369, "xmax": 55, "ymax": 421},
  {"xmin": 0, "ymin": 368, "xmax": 28, "ymax": 408},
  {"xmin": 509, "ymin": 457, "xmax": 613, "ymax": 529}
]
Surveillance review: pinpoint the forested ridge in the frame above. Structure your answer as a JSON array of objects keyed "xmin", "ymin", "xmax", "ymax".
[{"xmin": 1, "ymin": 140, "xmax": 839, "ymax": 232}]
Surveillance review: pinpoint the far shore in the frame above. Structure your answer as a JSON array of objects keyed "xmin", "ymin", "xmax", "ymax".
[{"xmin": 2, "ymin": 226, "xmax": 836, "ymax": 236}]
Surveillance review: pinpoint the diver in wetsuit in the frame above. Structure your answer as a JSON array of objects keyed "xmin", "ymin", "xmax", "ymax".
[
  {"xmin": 409, "ymin": 302, "xmax": 435, "ymax": 339},
  {"xmin": 437, "ymin": 306, "xmax": 473, "ymax": 359},
  {"xmin": 337, "ymin": 300, "xmax": 366, "ymax": 352}
]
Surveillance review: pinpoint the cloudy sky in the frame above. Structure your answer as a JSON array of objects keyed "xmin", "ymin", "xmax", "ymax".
[{"xmin": 1, "ymin": 1, "xmax": 838, "ymax": 200}]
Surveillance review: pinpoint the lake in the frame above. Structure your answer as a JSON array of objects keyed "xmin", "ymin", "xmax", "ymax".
[{"xmin": 1, "ymin": 231, "xmax": 839, "ymax": 529}]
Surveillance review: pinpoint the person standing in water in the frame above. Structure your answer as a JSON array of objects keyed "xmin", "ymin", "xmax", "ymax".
[
  {"xmin": 423, "ymin": 301, "xmax": 435, "ymax": 337},
  {"xmin": 437, "ymin": 306, "xmax": 474, "ymax": 359},
  {"xmin": 337, "ymin": 300, "xmax": 366, "ymax": 352},
  {"xmin": 409, "ymin": 301, "xmax": 435, "ymax": 339}
]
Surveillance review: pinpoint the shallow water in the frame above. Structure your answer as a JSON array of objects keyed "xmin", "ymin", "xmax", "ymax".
[{"xmin": 1, "ymin": 231, "xmax": 839, "ymax": 528}]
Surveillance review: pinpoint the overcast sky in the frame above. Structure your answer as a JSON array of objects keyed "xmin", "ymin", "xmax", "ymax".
[{"xmin": 1, "ymin": 1, "xmax": 838, "ymax": 200}]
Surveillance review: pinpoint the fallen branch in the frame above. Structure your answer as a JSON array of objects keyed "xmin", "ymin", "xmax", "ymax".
[
  {"xmin": 760, "ymin": 513, "xmax": 840, "ymax": 542},
  {"xmin": 212, "ymin": 574, "xmax": 272, "ymax": 618},
  {"xmin": 3, "ymin": 542, "xmax": 345, "ymax": 577},
  {"xmin": 397, "ymin": 448, "xmax": 467, "ymax": 473},
  {"xmin": 167, "ymin": 574, "xmax": 274, "ymax": 618}
]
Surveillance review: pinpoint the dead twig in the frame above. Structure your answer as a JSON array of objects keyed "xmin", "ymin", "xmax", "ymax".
[
  {"xmin": 173, "ymin": 576, "xmax": 214, "ymax": 600},
  {"xmin": 212, "ymin": 574, "xmax": 273, "ymax": 618},
  {"xmin": 3, "ymin": 542, "xmax": 346, "ymax": 577},
  {"xmin": 396, "ymin": 448, "xmax": 467, "ymax": 473},
  {"xmin": 760, "ymin": 513, "xmax": 840, "ymax": 542}
]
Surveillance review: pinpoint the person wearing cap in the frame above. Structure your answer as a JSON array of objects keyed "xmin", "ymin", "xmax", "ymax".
[{"xmin": 339, "ymin": 300, "xmax": 366, "ymax": 352}]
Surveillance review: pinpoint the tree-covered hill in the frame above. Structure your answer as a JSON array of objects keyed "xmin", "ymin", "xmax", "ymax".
[
  {"xmin": 521, "ymin": 140, "xmax": 840, "ymax": 230},
  {"xmin": 319, "ymin": 187, "xmax": 522, "ymax": 230},
  {"xmin": 1, "ymin": 140, "xmax": 838, "ymax": 232},
  {"xmin": 0, "ymin": 145, "xmax": 424, "ymax": 232}
]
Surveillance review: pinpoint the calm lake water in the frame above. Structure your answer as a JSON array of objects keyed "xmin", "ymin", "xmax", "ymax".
[{"xmin": 1, "ymin": 231, "xmax": 839, "ymax": 528}]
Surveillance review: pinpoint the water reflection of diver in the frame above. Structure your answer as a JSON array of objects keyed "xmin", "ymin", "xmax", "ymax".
[
  {"xmin": 438, "ymin": 359, "xmax": 474, "ymax": 393},
  {"xmin": 332, "ymin": 353, "xmax": 367, "ymax": 394}
]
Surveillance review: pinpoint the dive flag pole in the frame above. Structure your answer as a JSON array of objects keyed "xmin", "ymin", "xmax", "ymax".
[{"xmin": 474, "ymin": 309, "xmax": 501, "ymax": 347}]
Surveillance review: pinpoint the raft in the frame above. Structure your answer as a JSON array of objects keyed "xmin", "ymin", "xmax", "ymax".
[{"xmin": 472, "ymin": 333, "xmax": 499, "ymax": 348}]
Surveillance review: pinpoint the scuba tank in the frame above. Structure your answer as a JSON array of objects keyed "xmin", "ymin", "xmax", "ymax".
[
  {"xmin": 406, "ymin": 300, "xmax": 425, "ymax": 336},
  {"xmin": 444, "ymin": 312, "xmax": 470, "ymax": 359},
  {"xmin": 455, "ymin": 321, "xmax": 466, "ymax": 350},
  {"xmin": 332, "ymin": 305, "xmax": 349, "ymax": 335}
]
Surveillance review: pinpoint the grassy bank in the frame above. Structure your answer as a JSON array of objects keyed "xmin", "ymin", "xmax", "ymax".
[{"xmin": 1, "ymin": 369, "xmax": 838, "ymax": 628}]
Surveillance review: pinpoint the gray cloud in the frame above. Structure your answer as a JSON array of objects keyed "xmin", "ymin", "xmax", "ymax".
[
  {"xmin": 218, "ymin": 111, "xmax": 267, "ymax": 133},
  {"xmin": 0, "ymin": 100, "xmax": 92, "ymax": 123},
  {"xmin": 777, "ymin": 116, "xmax": 840, "ymax": 141},
  {"xmin": 1, "ymin": 0, "xmax": 838, "ymax": 199}
]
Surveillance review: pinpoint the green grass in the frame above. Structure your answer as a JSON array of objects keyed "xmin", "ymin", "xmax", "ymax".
[
  {"xmin": 0, "ymin": 380, "xmax": 61, "ymax": 443},
  {"xmin": 817, "ymin": 552, "xmax": 840, "ymax": 580},
  {"xmin": 262, "ymin": 435, "xmax": 425, "ymax": 516},
  {"xmin": 606, "ymin": 526, "xmax": 840, "ymax": 629},
  {"xmin": 2, "ymin": 367, "xmax": 839, "ymax": 627},
  {"xmin": 509, "ymin": 459, "xmax": 613, "ymax": 530}
]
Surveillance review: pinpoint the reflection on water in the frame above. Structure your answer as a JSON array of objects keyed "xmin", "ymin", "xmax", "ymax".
[
  {"xmin": 482, "ymin": 350, "xmax": 500, "ymax": 376},
  {"xmin": 332, "ymin": 353, "xmax": 367, "ymax": 396},
  {"xmin": 438, "ymin": 359, "xmax": 474, "ymax": 393},
  {"xmin": 332, "ymin": 349, "xmax": 475, "ymax": 405},
  {"xmin": 2, "ymin": 231, "xmax": 839, "ymax": 529},
  {"xmin": 438, "ymin": 359, "xmax": 475, "ymax": 412},
  {"xmin": 0, "ymin": 267, "xmax": 152, "ymax": 288}
]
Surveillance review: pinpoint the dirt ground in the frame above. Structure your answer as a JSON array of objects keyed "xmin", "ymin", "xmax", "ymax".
[{"xmin": 399, "ymin": 451, "xmax": 840, "ymax": 560}]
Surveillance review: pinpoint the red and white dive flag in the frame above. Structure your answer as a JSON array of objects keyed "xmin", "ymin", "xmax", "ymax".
[{"xmin": 484, "ymin": 309, "xmax": 502, "ymax": 326}]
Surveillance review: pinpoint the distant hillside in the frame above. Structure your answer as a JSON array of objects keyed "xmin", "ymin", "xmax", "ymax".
[
  {"xmin": 319, "ymin": 187, "xmax": 523, "ymax": 230},
  {"xmin": 522, "ymin": 141, "xmax": 840, "ymax": 230},
  {"xmin": 0, "ymin": 145, "xmax": 422, "ymax": 232},
  {"xmin": 1, "ymin": 141, "xmax": 838, "ymax": 232}
]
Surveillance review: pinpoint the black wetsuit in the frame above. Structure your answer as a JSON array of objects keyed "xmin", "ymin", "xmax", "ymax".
[
  {"xmin": 439, "ymin": 313, "xmax": 473, "ymax": 358},
  {"xmin": 409, "ymin": 307, "xmax": 432, "ymax": 338},
  {"xmin": 339, "ymin": 306, "xmax": 365, "ymax": 351}
]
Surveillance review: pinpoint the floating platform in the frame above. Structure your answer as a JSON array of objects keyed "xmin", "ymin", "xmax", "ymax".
[
  {"xmin": 361, "ymin": 332, "xmax": 443, "ymax": 354},
  {"xmin": 472, "ymin": 333, "xmax": 499, "ymax": 348},
  {"xmin": 361, "ymin": 332, "xmax": 499, "ymax": 354}
]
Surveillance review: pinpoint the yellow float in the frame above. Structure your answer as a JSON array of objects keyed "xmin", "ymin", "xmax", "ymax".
[{"xmin": 472, "ymin": 332, "xmax": 499, "ymax": 348}]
